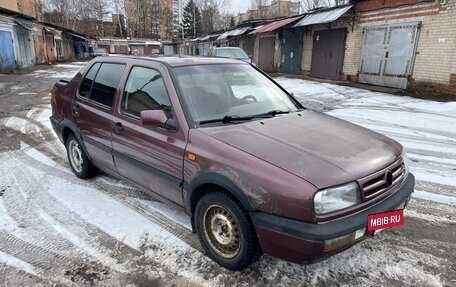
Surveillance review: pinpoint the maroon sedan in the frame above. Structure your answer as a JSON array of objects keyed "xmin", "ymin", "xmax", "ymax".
[{"xmin": 50, "ymin": 56, "xmax": 414, "ymax": 270}]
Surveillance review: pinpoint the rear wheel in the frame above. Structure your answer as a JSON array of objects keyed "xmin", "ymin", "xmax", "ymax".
[
  {"xmin": 66, "ymin": 134, "xmax": 96, "ymax": 179},
  {"xmin": 195, "ymin": 191, "xmax": 262, "ymax": 270}
]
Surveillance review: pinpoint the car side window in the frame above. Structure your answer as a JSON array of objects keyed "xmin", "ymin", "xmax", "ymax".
[
  {"xmin": 90, "ymin": 63, "xmax": 125, "ymax": 107},
  {"xmin": 79, "ymin": 63, "xmax": 101, "ymax": 98},
  {"xmin": 121, "ymin": 66, "xmax": 172, "ymax": 118}
]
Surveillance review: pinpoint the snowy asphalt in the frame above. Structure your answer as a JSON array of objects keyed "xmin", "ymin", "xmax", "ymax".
[{"xmin": 0, "ymin": 63, "xmax": 455, "ymax": 286}]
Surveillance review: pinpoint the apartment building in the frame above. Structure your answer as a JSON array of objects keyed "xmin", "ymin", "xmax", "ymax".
[{"xmin": 233, "ymin": 0, "xmax": 301, "ymax": 26}]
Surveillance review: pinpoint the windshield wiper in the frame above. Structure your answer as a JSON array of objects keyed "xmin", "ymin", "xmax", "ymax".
[
  {"xmin": 199, "ymin": 115, "xmax": 265, "ymax": 125},
  {"xmin": 199, "ymin": 110, "xmax": 297, "ymax": 125},
  {"xmin": 266, "ymin": 110, "xmax": 290, "ymax": 116}
]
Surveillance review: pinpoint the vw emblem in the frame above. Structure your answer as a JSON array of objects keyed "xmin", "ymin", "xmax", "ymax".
[{"xmin": 385, "ymin": 171, "xmax": 394, "ymax": 186}]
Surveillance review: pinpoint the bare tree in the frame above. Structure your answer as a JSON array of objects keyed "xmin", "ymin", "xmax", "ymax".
[
  {"xmin": 250, "ymin": 0, "xmax": 269, "ymax": 9},
  {"xmin": 301, "ymin": 0, "xmax": 348, "ymax": 11},
  {"xmin": 113, "ymin": 0, "xmax": 126, "ymax": 37}
]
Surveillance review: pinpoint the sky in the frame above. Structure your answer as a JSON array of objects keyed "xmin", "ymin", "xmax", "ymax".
[{"xmin": 229, "ymin": 0, "xmax": 253, "ymax": 14}]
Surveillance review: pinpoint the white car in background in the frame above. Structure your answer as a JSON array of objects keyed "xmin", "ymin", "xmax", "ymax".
[
  {"xmin": 208, "ymin": 47, "xmax": 252, "ymax": 64},
  {"xmin": 93, "ymin": 47, "xmax": 109, "ymax": 57}
]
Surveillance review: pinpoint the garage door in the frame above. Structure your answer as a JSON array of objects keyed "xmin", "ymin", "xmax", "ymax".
[
  {"xmin": 359, "ymin": 22, "xmax": 420, "ymax": 89},
  {"xmin": 258, "ymin": 37, "xmax": 275, "ymax": 72},
  {"xmin": 311, "ymin": 28, "xmax": 347, "ymax": 80},
  {"xmin": 0, "ymin": 30, "xmax": 16, "ymax": 72},
  {"xmin": 280, "ymin": 29, "xmax": 303, "ymax": 74}
]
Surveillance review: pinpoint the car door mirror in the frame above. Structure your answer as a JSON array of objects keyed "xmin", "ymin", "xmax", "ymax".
[
  {"xmin": 140, "ymin": 110, "xmax": 168, "ymax": 128},
  {"xmin": 140, "ymin": 110, "xmax": 178, "ymax": 131}
]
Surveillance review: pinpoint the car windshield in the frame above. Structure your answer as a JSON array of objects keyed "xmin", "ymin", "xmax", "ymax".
[
  {"xmin": 173, "ymin": 64, "xmax": 301, "ymax": 125},
  {"xmin": 216, "ymin": 48, "xmax": 249, "ymax": 59}
]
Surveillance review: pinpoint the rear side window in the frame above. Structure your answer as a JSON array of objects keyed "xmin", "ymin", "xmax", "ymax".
[
  {"xmin": 79, "ymin": 62, "xmax": 125, "ymax": 107},
  {"xmin": 79, "ymin": 63, "xmax": 100, "ymax": 98}
]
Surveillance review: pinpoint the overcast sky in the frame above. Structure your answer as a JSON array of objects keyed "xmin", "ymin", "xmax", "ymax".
[{"xmin": 229, "ymin": 0, "xmax": 252, "ymax": 14}]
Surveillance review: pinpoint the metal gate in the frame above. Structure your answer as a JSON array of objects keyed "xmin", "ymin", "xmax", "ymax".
[
  {"xmin": 359, "ymin": 22, "xmax": 420, "ymax": 89},
  {"xmin": 280, "ymin": 29, "xmax": 303, "ymax": 74},
  {"xmin": 258, "ymin": 36, "xmax": 275, "ymax": 72},
  {"xmin": 311, "ymin": 28, "xmax": 347, "ymax": 80},
  {"xmin": 0, "ymin": 30, "xmax": 16, "ymax": 72}
]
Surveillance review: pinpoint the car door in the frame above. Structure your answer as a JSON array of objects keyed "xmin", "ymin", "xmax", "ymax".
[
  {"xmin": 111, "ymin": 63, "xmax": 187, "ymax": 206},
  {"xmin": 74, "ymin": 61, "xmax": 126, "ymax": 173}
]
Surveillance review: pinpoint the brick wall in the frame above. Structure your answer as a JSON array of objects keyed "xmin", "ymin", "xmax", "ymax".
[{"xmin": 0, "ymin": 0, "xmax": 18, "ymax": 12}]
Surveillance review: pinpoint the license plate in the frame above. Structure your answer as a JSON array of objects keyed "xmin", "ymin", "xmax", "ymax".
[{"xmin": 368, "ymin": 209, "xmax": 404, "ymax": 232}]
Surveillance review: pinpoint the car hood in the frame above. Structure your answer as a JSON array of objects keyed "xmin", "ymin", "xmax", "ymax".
[{"xmin": 198, "ymin": 110, "xmax": 402, "ymax": 189}]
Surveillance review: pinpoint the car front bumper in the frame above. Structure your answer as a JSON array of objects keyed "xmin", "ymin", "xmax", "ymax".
[{"xmin": 250, "ymin": 173, "xmax": 415, "ymax": 264}]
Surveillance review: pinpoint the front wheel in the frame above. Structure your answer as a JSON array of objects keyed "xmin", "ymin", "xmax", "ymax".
[
  {"xmin": 66, "ymin": 134, "xmax": 96, "ymax": 179},
  {"xmin": 195, "ymin": 191, "xmax": 262, "ymax": 270}
]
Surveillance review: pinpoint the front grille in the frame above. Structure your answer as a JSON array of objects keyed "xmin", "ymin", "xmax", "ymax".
[{"xmin": 358, "ymin": 158, "xmax": 405, "ymax": 200}]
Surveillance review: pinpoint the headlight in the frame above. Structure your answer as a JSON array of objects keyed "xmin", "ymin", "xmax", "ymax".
[
  {"xmin": 314, "ymin": 182, "xmax": 361, "ymax": 215},
  {"xmin": 402, "ymin": 149, "xmax": 410, "ymax": 177}
]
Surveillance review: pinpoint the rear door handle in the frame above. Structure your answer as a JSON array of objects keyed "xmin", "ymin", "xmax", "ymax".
[
  {"xmin": 112, "ymin": 122, "xmax": 123, "ymax": 133},
  {"xmin": 72, "ymin": 104, "xmax": 80, "ymax": 113}
]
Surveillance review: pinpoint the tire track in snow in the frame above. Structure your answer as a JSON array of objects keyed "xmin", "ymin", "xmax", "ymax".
[
  {"xmin": 89, "ymin": 175, "xmax": 203, "ymax": 253},
  {"xmin": 415, "ymin": 181, "xmax": 456, "ymax": 198},
  {"xmin": 0, "ymin": 233, "xmax": 69, "ymax": 270},
  {"xmin": 0, "ymin": 126, "xmax": 65, "ymax": 162},
  {"xmin": 10, "ymin": 158, "xmax": 142, "ymax": 263},
  {"xmin": 19, "ymin": 144, "xmax": 204, "ymax": 254},
  {"xmin": 0, "ymin": 153, "xmax": 143, "ymax": 282},
  {"xmin": 119, "ymin": 197, "xmax": 203, "ymax": 253},
  {"xmin": 0, "ymin": 264, "xmax": 48, "ymax": 287}
]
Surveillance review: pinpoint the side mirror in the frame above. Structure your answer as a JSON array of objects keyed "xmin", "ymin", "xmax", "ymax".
[
  {"xmin": 140, "ymin": 110, "xmax": 178, "ymax": 131},
  {"xmin": 140, "ymin": 110, "xmax": 168, "ymax": 128}
]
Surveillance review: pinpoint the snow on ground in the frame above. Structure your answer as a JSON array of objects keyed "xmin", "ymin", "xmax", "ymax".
[{"xmin": 0, "ymin": 65, "xmax": 455, "ymax": 286}]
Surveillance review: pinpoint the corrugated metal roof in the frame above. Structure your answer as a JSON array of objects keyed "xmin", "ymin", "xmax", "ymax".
[
  {"xmin": 14, "ymin": 19, "xmax": 34, "ymax": 30},
  {"xmin": 200, "ymin": 33, "xmax": 221, "ymax": 41},
  {"xmin": 249, "ymin": 15, "xmax": 303, "ymax": 34},
  {"xmin": 230, "ymin": 26, "xmax": 251, "ymax": 36},
  {"xmin": 293, "ymin": 5, "xmax": 353, "ymax": 28},
  {"xmin": 67, "ymin": 32, "xmax": 89, "ymax": 41},
  {"xmin": 217, "ymin": 26, "xmax": 250, "ymax": 40},
  {"xmin": 44, "ymin": 27, "xmax": 62, "ymax": 36}
]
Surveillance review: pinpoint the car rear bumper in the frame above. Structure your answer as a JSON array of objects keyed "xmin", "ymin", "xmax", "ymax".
[{"xmin": 250, "ymin": 173, "xmax": 415, "ymax": 264}]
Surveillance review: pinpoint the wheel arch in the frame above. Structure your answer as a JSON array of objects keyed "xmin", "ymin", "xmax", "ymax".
[
  {"xmin": 60, "ymin": 119, "xmax": 92, "ymax": 161},
  {"xmin": 185, "ymin": 172, "xmax": 256, "ymax": 232}
]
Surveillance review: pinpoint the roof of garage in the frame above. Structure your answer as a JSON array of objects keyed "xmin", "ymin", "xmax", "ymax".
[
  {"xmin": 292, "ymin": 5, "xmax": 353, "ymax": 28},
  {"xmin": 249, "ymin": 15, "xmax": 303, "ymax": 34}
]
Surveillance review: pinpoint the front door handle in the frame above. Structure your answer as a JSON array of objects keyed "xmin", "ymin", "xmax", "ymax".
[{"xmin": 112, "ymin": 122, "xmax": 123, "ymax": 133}]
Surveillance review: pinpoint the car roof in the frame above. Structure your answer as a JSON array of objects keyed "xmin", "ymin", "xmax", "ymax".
[
  {"xmin": 213, "ymin": 47, "xmax": 242, "ymax": 50},
  {"xmin": 96, "ymin": 55, "xmax": 248, "ymax": 67}
]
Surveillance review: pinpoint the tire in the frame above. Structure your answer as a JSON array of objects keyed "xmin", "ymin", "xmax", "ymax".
[
  {"xmin": 195, "ymin": 191, "xmax": 262, "ymax": 270},
  {"xmin": 65, "ymin": 133, "xmax": 96, "ymax": 179}
]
